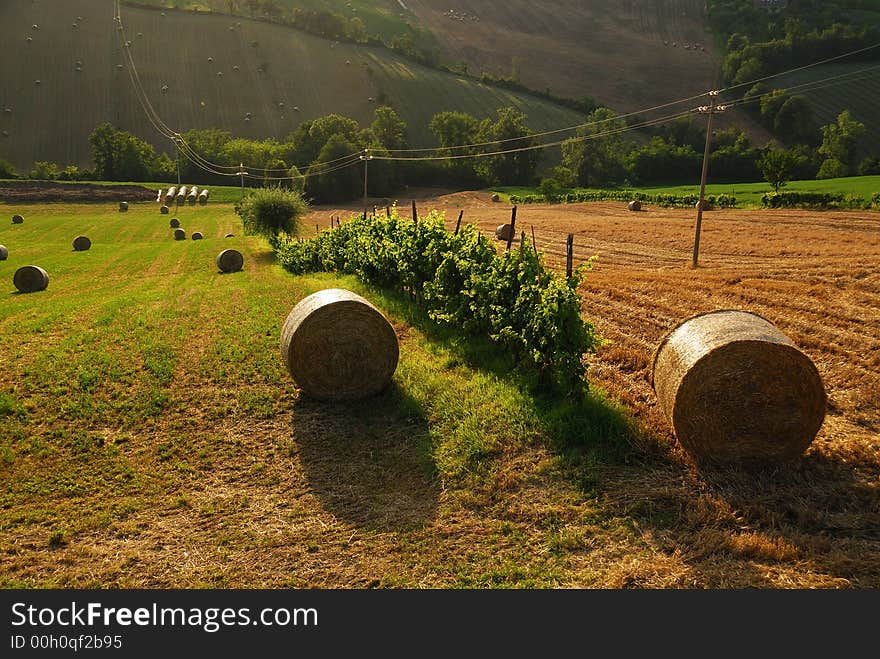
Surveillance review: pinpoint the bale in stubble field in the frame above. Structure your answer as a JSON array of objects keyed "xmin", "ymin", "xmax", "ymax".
[
  {"xmin": 119, "ymin": 201, "xmax": 128, "ymax": 212},
  {"xmin": 170, "ymin": 218, "xmax": 180, "ymax": 228},
  {"xmin": 628, "ymin": 200, "xmax": 641, "ymax": 211},
  {"xmin": 281, "ymin": 289, "xmax": 399, "ymax": 401},
  {"xmin": 160, "ymin": 205, "xmax": 170, "ymax": 215},
  {"xmin": 216, "ymin": 248, "xmax": 244, "ymax": 273},
  {"xmin": 0, "ymin": 245, "xmax": 8, "ymax": 260},
  {"xmin": 174, "ymin": 228, "xmax": 186, "ymax": 240},
  {"xmin": 198, "ymin": 189, "xmax": 209, "ymax": 205},
  {"xmin": 495, "ymin": 223, "xmax": 513, "ymax": 241},
  {"xmin": 72, "ymin": 236, "xmax": 91, "ymax": 251},
  {"xmin": 192, "ymin": 232, "xmax": 203, "ymax": 241},
  {"xmin": 12, "ymin": 214, "xmax": 24, "ymax": 224},
  {"xmin": 651, "ymin": 309, "xmax": 826, "ymax": 464},
  {"xmin": 13, "ymin": 265, "xmax": 49, "ymax": 293}
]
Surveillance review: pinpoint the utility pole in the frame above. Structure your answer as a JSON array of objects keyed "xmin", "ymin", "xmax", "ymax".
[
  {"xmin": 173, "ymin": 134, "xmax": 181, "ymax": 186},
  {"xmin": 237, "ymin": 162, "xmax": 249, "ymax": 198},
  {"xmin": 691, "ymin": 90, "xmax": 725, "ymax": 268},
  {"xmin": 360, "ymin": 148, "xmax": 373, "ymax": 207}
]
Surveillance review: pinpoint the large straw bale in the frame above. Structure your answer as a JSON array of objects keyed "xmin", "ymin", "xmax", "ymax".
[
  {"xmin": 12, "ymin": 214, "xmax": 24, "ymax": 224},
  {"xmin": 281, "ymin": 289, "xmax": 399, "ymax": 401},
  {"xmin": 651, "ymin": 309, "xmax": 826, "ymax": 464},
  {"xmin": 495, "ymin": 223, "xmax": 513, "ymax": 241},
  {"xmin": 191, "ymin": 232, "xmax": 203, "ymax": 241},
  {"xmin": 173, "ymin": 228, "xmax": 186, "ymax": 241},
  {"xmin": 628, "ymin": 200, "xmax": 641, "ymax": 211},
  {"xmin": 216, "ymin": 249, "xmax": 244, "ymax": 273},
  {"xmin": 72, "ymin": 235, "xmax": 91, "ymax": 251},
  {"xmin": 119, "ymin": 201, "xmax": 128, "ymax": 212},
  {"xmin": 170, "ymin": 218, "xmax": 180, "ymax": 228},
  {"xmin": 160, "ymin": 205, "xmax": 170, "ymax": 215},
  {"xmin": 0, "ymin": 245, "xmax": 7, "ymax": 260},
  {"xmin": 13, "ymin": 265, "xmax": 49, "ymax": 293}
]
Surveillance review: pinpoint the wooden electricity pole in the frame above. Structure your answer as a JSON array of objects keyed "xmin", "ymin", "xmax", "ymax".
[
  {"xmin": 360, "ymin": 148, "xmax": 372, "ymax": 207},
  {"xmin": 691, "ymin": 90, "xmax": 725, "ymax": 269}
]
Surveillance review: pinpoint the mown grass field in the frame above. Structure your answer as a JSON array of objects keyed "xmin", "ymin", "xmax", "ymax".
[
  {"xmin": 0, "ymin": 200, "xmax": 642, "ymax": 588},
  {"xmin": 495, "ymin": 174, "xmax": 880, "ymax": 208}
]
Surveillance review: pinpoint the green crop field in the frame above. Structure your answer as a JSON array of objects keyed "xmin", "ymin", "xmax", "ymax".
[
  {"xmin": 0, "ymin": 0, "xmax": 583, "ymax": 172},
  {"xmin": 495, "ymin": 174, "xmax": 880, "ymax": 208}
]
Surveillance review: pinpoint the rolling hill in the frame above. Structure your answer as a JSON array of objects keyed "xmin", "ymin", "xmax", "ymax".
[{"xmin": 0, "ymin": 0, "xmax": 586, "ymax": 171}]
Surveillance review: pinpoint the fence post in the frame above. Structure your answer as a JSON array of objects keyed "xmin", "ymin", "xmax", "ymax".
[
  {"xmin": 454, "ymin": 210, "xmax": 463, "ymax": 235},
  {"xmin": 316, "ymin": 224, "xmax": 319, "ymax": 236},
  {"xmin": 531, "ymin": 225, "xmax": 538, "ymax": 257},
  {"xmin": 411, "ymin": 200, "xmax": 417, "ymax": 224},
  {"xmin": 506, "ymin": 205, "xmax": 517, "ymax": 252},
  {"xmin": 566, "ymin": 234, "xmax": 574, "ymax": 277},
  {"xmin": 386, "ymin": 206, "xmax": 391, "ymax": 218}
]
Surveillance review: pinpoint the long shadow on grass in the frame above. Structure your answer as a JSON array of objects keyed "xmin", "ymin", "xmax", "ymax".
[{"xmin": 291, "ymin": 382, "xmax": 440, "ymax": 533}]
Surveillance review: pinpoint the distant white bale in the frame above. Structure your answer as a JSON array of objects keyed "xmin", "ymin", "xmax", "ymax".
[
  {"xmin": 188, "ymin": 187, "xmax": 198, "ymax": 204},
  {"xmin": 166, "ymin": 186, "xmax": 177, "ymax": 199},
  {"xmin": 178, "ymin": 185, "xmax": 188, "ymax": 197},
  {"xmin": 198, "ymin": 189, "xmax": 209, "ymax": 205},
  {"xmin": 157, "ymin": 189, "xmax": 164, "ymax": 202}
]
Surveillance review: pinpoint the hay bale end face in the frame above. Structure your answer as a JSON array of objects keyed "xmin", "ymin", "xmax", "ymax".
[
  {"xmin": 0, "ymin": 245, "xmax": 8, "ymax": 260},
  {"xmin": 216, "ymin": 248, "xmax": 244, "ymax": 273},
  {"xmin": 628, "ymin": 200, "xmax": 642, "ymax": 212},
  {"xmin": 12, "ymin": 214, "xmax": 24, "ymax": 224},
  {"xmin": 170, "ymin": 218, "xmax": 180, "ymax": 228},
  {"xmin": 191, "ymin": 232, "xmax": 203, "ymax": 241},
  {"xmin": 695, "ymin": 199, "xmax": 712, "ymax": 211},
  {"xmin": 651, "ymin": 310, "xmax": 826, "ymax": 464},
  {"xmin": 281, "ymin": 289, "xmax": 399, "ymax": 401},
  {"xmin": 490, "ymin": 193, "xmax": 500, "ymax": 202},
  {"xmin": 225, "ymin": 233, "xmax": 234, "ymax": 238},
  {"xmin": 13, "ymin": 265, "xmax": 49, "ymax": 293},
  {"xmin": 173, "ymin": 228, "xmax": 186, "ymax": 241},
  {"xmin": 160, "ymin": 205, "xmax": 169, "ymax": 215},
  {"xmin": 495, "ymin": 223, "xmax": 513, "ymax": 241},
  {"xmin": 119, "ymin": 201, "xmax": 128, "ymax": 212},
  {"xmin": 72, "ymin": 236, "xmax": 91, "ymax": 251}
]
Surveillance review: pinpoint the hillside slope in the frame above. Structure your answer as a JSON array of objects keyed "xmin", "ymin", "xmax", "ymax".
[{"xmin": 0, "ymin": 0, "xmax": 585, "ymax": 171}]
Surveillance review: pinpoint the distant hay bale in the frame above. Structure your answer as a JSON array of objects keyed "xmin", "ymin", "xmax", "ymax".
[
  {"xmin": 281, "ymin": 289, "xmax": 399, "ymax": 401},
  {"xmin": 651, "ymin": 310, "xmax": 826, "ymax": 464},
  {"xmin": 119, "ymin": 201, "xmax": 128, "ymax": 212},
  {"xmin": 225, "ymin": 234, "xmax": 234, "ymax": 238},
  {"xmin": 72, "ymin": 235, "xmax": 91, "ymax": 251},
  {"xmin": 490, "ymin": 193, "xmax": 500, "ymax": 202},
  {"xmin": 13, "ymin": 265, "xmax": 49, "ymax": 293},
  {"xmin": 174, "ymin": 228, "xmax": 186, "ymax": 241},
  {"xmin": 188, "ymin": 187, "xmax": 198, "ymax": 204},
  {"xmin": 12, "ymin": 214, "xmax": 24, "ymax": 224},
  {"xmin": 178, "ymin": 185, "xmax": 188, "ymax": 198},
  {"xmin": 166, "ymin": 186, "xmax": 177, "ymax": 200},
  {"xmin": 191, "ymin": 232, "xmax": 203, "ymax": 241},
  {"xmin": 628, "ymin": 200, "xmax": 642, "ymax": 212},
  {"xmin": 495, "ymin": 223, "xmax": 513, "ymax": 241},
  {"xmin": 695, "ymin": 199, "xmax": 712, "ymax": 211},
  {"xmin": 216, "ymin": 248, "xmax": 244, "ymax": 273},
  {"xmin": 170, "ymin": 218, "xmax": 180, "ymax": 228},
  {"xmin": 0, "ymin": 245, "xmax": 8, "ymax": 260},
  {"xmin": 160, "ymin": 205, "xmax": 170, "ymax": 215},
  {"xmin": 157, "ymin": 189, "xmax": 164, "ymax": 202},
  {"xmin": 198, "ymin": 189, "xmax": 209, "ymax": 205}
]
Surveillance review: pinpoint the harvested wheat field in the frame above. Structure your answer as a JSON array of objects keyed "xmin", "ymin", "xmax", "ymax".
[{"xmin": 307, "ymin": 191, "xmax": 880, "ymax": 587}]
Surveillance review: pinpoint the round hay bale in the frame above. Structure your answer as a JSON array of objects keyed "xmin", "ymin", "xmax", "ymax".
[
  {"xmin": 0, "ymin": 244, "xmax": 8, "ymax": 260},
  {"xmin": 169, "ymin": 218, "xmax": 180, "ymax": 228},
  {"xmin": 628, "ymin": 200, "xmax": 642, "ymax": 212},
  {"xmin": 281, "ymin": 289, "xmax": 399, "ymax": 401},
  {"xmin": 695, "ymin": 199, "xmax": 712, "ymax": 211},
  {"xmin": 216, "ymin": 248, "xmax": 244, "ymax": 273},
  {"xmin": 495, "ymin": 223, "xmax": 513, "ymax": 241},
  {"xmin": 173, "ymin": 228, "xmax": 186, "ymax": 241},
  {"xmin": 490, "ymin": 193, "xmax": 500, "ymax": 202},
  {"xmin": 225, "ymin": 233, "xmax": 234, "ymax": 238},
  {"xmin": 13, "ymin": 265, "xmax": 49, "ymax": 293},
  {"xmin": 651, "ymin": 310, "xmax": 826, "ymax": 464},
  {"xmin": 12, "ymin": 214, "xmax": 24, "ymax": 224},
  {"xmin": 191, "ymin": 232, "xmax": 203, "ymax": 241},
  {"xmin": 72, "ymin": 235, "xmax": 91, "ymax": 251},
  {"xmin": 119, "ymin": 201, "xmax": 128, "ymax": 212},
  {"xmin": 160, "ymin": 205, "xmax": 169, "ymax": 215}
]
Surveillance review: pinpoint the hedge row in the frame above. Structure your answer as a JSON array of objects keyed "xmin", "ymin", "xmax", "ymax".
[
  {"xmin": 274, "ymin": 209, "xmax": 600, "ymax": 394},
  {"xmin": 761, "ymin": 191, "xmax": 878, "ymax": 209},
  {"xmin": 510, "ymin": 190, "xmax": 737, "ymax": 208}
]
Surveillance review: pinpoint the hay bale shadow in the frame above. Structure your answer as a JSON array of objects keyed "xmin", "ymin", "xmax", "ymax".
[{"xmin": 291, "ymin": 382, "xmax": 439, "ymax": 532}]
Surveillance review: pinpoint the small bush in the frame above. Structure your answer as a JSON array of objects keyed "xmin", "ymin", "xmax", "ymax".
[
  {"xmin": 0, "ymin": 157, "xmax": 16, "ymax": 179},
  {"xmin": 28, "ymin": 161, "xmax": 59, "ymax": 180},
  {"xmin": 234, "ymin": 186, "xmax": 308, "ymax": 239}
]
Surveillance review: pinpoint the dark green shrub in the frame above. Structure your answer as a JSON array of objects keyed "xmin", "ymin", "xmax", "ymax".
[{"xmin": 234, "ymin": 186, "xmax": 308, "ymax": 239}]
